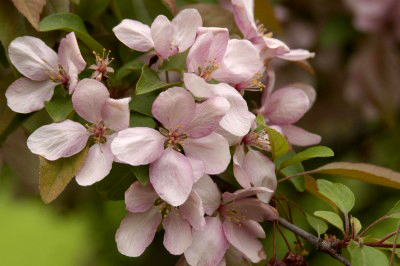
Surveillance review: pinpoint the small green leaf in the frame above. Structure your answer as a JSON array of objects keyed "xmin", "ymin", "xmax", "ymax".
[
  {"xmin": 264, "ymin": 127, "xmax": 289, "ymax": 160},
  {"xmin": 159, "ymin": 51, "xmax": 188, "ymax": 72},
  {"xmin": 314, "ymin": 210, "xmax": 344, "ymax": 232},
  {"xmin": 130, "ymin": 112, "xmax": 156, "ymax": 128},
  {"xmin": 255, "ymin": 113, "xmax": 267, "ymax": 129},
  {"xmin": 39, "ymin": 145, "xmax": 89, "ymax": 203},
  {"xmin": 280, "ymin": 146, "xmax": 334, "ymax": 170},
  {"xmin": 131, "ymin": 165, "xmax": 149, "ymax": 186},
  {"xmin": 114, "ymin": 60, "xmax": 144, "ymax": 82},
  {"xmin": 386, "ymin": 200, "xmax": 400, "ymax": 219},
  {"xmin": 129, "ymin": 91, "xmax": 158, "ymax": 117},
  {"xmin": 317, "ymin": 179, "xmax": 355, "ymax": 213},
  {"xmin": 74, "ymin": 0, "xmax": 111, "ymax": 20},
  {"xmin": 347, "ymin": 240, "xmax": 389, "ymax": 266},
  {"xmin": 305, "ymin": 213, "xmax": 328, "ymax": 236},
  {"xmin": 136, "ymin": 65, "xmax": 182, "ymax": 95},
  {"xmin": 351, "ymin": 216, "xmax": 362, "ymax": 235},
  {"xmin": 44, "ymin": 86, "xmax": 74, "ymax": 122},
  {"xmin": 39, "ymin": 13, "xmax": 103, "ymax": 53}
]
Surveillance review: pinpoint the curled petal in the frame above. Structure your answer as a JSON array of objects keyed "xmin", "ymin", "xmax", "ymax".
[
  {"xmin": 233, "ymin": 144, "xmax": 251, "ymax": 189},
  {"xmin": 222, "ymin": 187, "xmax": 274, "ymax": 203},
  {"xmin": 113, "ymin": 19, "xmax": 154, "ymax": 52},
  {"xmin": 180, "ymin": 191, "xmax": 206, "ymax": 231},
  {"xmin": 172, "ymin": 9, "xmax": 202, "ymax": 52},
  {"xmin": 102, "ymin": 97, "xmax": 131, "ymax": 131},
  {"xmin": 125, "ymin": 182, "xmax": 159, "ymax": 213},
  {"xmin": 151, "ymin": 15, "xmax": 176, "ymax": 59},
  {"xmin": 231, "ymin": 0, "xmax": 258, "ymax": 40},
  {"xmin": 193, "ymin": 175, "xmax": 221, "ymax": 216},
  {"xmin": 280, "ymin": 125, "xmax": 321, "ymax": 146},
  {"xmin": 277, "ymin": 49, "xmax": 315, "ymax": 61},
  {"xmin": 163, "ymin": 208, "xmax": 192, "ymax": 255},
  {"xmin": 27, "ymin": 120, "xmax": 89, "ymax": 161},
  {"xmin": 6, "ymin": 78, "xmax": 56, "ymax": 113},
  {"xmin": 58, "ymin": 32, "xmax": 86, "ymax": 75}
]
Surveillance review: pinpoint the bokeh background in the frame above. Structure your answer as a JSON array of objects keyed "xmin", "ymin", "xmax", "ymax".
[{"xmin": 0, "ymin": 0, "xmax": 399, "ymax": 265}]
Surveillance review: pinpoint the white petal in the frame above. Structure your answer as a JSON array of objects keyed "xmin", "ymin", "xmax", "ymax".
[
  {"xmin": 151, "ymin": 15, "xmax": 176, "ymax": 59},
  {"xmin": 179, "ymin": 191, "xmax": 206, "ymax": 231},
  {"xmin": 243, "ymin": 148, "xmax": 276, "ymax": 187},
  {"xmin": 125, "ymin": 182, "xmax": 159, "ymax": 213},
  {"xmin": 186, "ymin": 156, "xmax": 205, "ymax": 183},
  {"xmin": 233, "ymin": 144, "xmax": 251, "ymax": 189},
  {"xmin": 277, "ymin": 49, "xmax": 315, "ymax": 61},
  {"xmin": 183, "ymin": 72, "xmax": 217, "ymax": 98},
  {"xmin": 102, "ymin": 97, "xmax": 131, "ymax": 131},
  {"xmin": 163, "ymin": 208, "xmax": 192, "ymax": 255},
  {"xmin": 27, "ymin": 120, "xmax": 89, "ymax": 161},
  {"xmin": 6, "ymin": 78, "xmax": 56, "ymax": 113},
  {"xmin": 172, "ymin": 9, "xmax": 202, "ymax": 52},
  {"xmin": 58, "ymin": 32, "xmax": 86, "ymax": 74},
  {"xmin": 193, "ymin": 175, "xmax": 221, "ymax": 216},
  {"xmin": 113, "ymin": 19, "xmax": 154, "ymax": 52},
  {"xmin": 280, "ymin": 125, "xmax": 321, "ymax": 146}
]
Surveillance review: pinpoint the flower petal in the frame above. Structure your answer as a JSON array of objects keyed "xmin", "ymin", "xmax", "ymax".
[
  {"xmin": 180, "ymin": 191, "xmax": 206, "ymax": 231},
  {"xmin": 6, "ymin": 78, "xmax": 56, "ymax": 113},
  {"xmin": 277, "ymin": 49, "xmax": 315, "ymax": 61},
  {"xmin": 262, "ymin": 87, "xmax": 309, "ymax": 125},
  {"xmin": 184, "ymin": 132, "xmax": 230, "ymax": 175},
  {"xmin": 125, "ymin": 182, "xmax": 159, "ymax": 213},
  {"xmin": 186, "ymin": 156, "xmax": 205, "ymax": 182},
  {"xmin": 184, "ymin": 217, "xmax": 229, "ymax": 266},
  {"xmin": 186, "ymin": 97, "xmax": 230, "ymax": 138},
  {"xmin": 152, "ymin": 87, "xmax": 195, "ymax": 130},
  {"xmin": 72, "ymin": 79, "xmax": 110, "ymax": 123},
  {"xmin": 231, "ymin": 0, "xmax": 258, "ymax": 39},
  {"xmin": 163, "ymin": 208, "xmax": 192, "ymax": 255},
  {"xmin": 8, "ymin": 36, "xmax": 58, "ymax": 81},
  {"xmin": 111, "ymin": 127, "xmax": 165, "ymax": 165},
  {"xmin": 113, "ymin": 19, "xmax": 154, "ymax": 52},
  {"xmin": 27, "ymin": 120, "xmax": 89, "ymax": 161},
  {"xmin": 243, "ymin": 148, "xmax": 276, "ymax": 188},
  {"xmin": 233, "ymin": 144, "xmax": 251, "ymax": 189},
  {"xmin": 75, "ymin": 142, "xmax": 114, "ymax": 186},
  {"xmin": 149, "ymin": 147, "xmax": 193, "ymax": 206},
  {"xmin": 222, "ymin": 221, "xmax": 266, "ymax": 263},
  {"xmin": 102, "ymin": 97, "xmax": 131, "ymax": 131},
  {"xmin": 222, "ymin": 187, "xmax": 274, "ymax": 203},
  {"xmin": 183, "ymin": 73, "xmax": 217, "ymax": 98},
  {"xmin": 193, "ymin": 175, "xmax": 221, "ymax": 216},
  {"xmin": 224, "ymin": 198, "xmax": 278, "ymax": 222},
  {"xmin": 172, "ymin": 9, "xmax": 202, "ymax": 52},
  {"xmin": 280, "ymin": 125, "xmax": 321, "ymax": 146},
  {"xmin": 115, "ymin": 207, "xmax": 162, "ymax": 257},
  {"xmin": 58, "ymin": 32, "xmax": 86, "ymax": 74},
  {"xmin": 151, "ymin": 15, "xmax": 176, "ymax": 59}
]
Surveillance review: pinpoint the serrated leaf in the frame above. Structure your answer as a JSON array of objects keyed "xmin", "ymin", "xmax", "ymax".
[
  {"xmin": 129, "ymin": 91, "xmax": 159, "ymax": 117},
  {"xmin": 314, "ymin": 210, "xmax": 344, "ymax": 232},
  {"xmin": 39, "ymin": 145, "xmax": 89, "ymax": 203},
  {"xmin": 12, "ymin": 0, "xmax": 46, "ymax": 30},
  {"xmin": 317, "ymin": 179, "xmax": 355, "ymax": 213},
  {"xmin": 280, "ymin": 146, "xmax": 334, "ymax": 170},
  {"xmin": 44, "ymin": 86, "xmax": 74, "ymax": 122},
  {"xmin": 39, "ymin": 13, "xmax": 103, "ymax": 53},
  {"xmin": 130, "ymin": 112, "xmax": 156, "ymax": 128},
  {"xmin": 347, "ymin": 240, "xmax": 389, "ymax": 266},
  {"xmin": 305, "ymin": 213, "xmax": 328, "ymax": 236},
  {"xmin": 136, "ymin": 65, "xmax": 182, "ymax": 95},
  {"xmin": 131, "ymin": 165, "xmax": 149, "ymax": 186},
  {"xmin": 265, "ymin": 127, "xmax": 289, "ymax": 160},
  {"xmin": 386, "ymin": 200, "xmax": 400, "ymax": 219},
  {"xmin": 351, "ymin": 216, "xmax": 362, "ymax": 235},
  {"xmin": 309, "ymin": 162, "xmax": 400, "ymax": 189}
]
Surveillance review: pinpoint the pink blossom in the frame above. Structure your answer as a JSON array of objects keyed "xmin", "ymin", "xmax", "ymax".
[
  {"xmin": 183, "ymin": 175, "xmax": 278, "ymax": 265},
  {"xmin": 111, "ymin": 87, "xmax": 231, "ymax": 206},
  {"xmin": 116, "ymin": 181, "xmax": 206, "ymax": 257},
  {"xmin": 27, "ymin": 79, "xmax": 131, "ymax": 186},
  {"xmin": 6, "ymin": 33, "xmax": 86, "ymax": 113},
  {"xmin": 113, "ymin": 9, "xmax": 202, "ymax": 60}
]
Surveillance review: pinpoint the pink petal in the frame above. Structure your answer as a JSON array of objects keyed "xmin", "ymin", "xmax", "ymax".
[
  {"xmin": 66, "ymin": 63, "xmax": 79, "ymax": 94},
  {"xmin": 215, "ymin": 127, "xmax": 243, "ymax": 146},
  {"xmin": 277, "ymin": 49, "xmax": 315, "ymax": 61},
  {"xmin": 113, "ymin": 19, "xmax": 154, "ymax": 52},
  {"xmin": 102, "ymin": 97, "xmax": 131, "ymax": 131},
  {"xmin": 222, "ymin": 187, "xmax": 274, "ymax": 203},
  {"xmin": 72, "ymin": 79, "xmax": 110, "ymax": 123},
  {"xmin": 244, "ymin": 220, "xmax": 266, "ymax": 238},
  {"xmin": 75, "ymin": 142, "xmax": 114, "ymax": 186},
  {"xmin": 58, "ymin": 32, "xmax": 86, "ymax": 75},
  {"xmin": 172, "ymin": 9, "xmax": 202, "ymax": 52},
  {"xmin": 197, "ymin": 27, "xmax": 229, "ymax": 67},
  {"xmin": 289, "ymin": 83, "xmax": 316, "ymax": 110},
  {"xmin": 222, "ymin": 221, "xmax": 266, "ymax": 263},
  {"xmin": 115, "ymin": 207, "xmax": 162, "ymax": 257},
  {"xmin": 224, "ymin": 198, "xmax": 278, "ymax": 222},
  {"xmin": 125, "ymin": 182, "xmax": 159, "ymax": 213},
  {"xmin": 233, "ymin": 144, "xmax": 251, "ymax": 189},
  {"xmin": 280, "ymin": 125, "xmax": 321, "ymax": 146},
  {"xmin": 186, "ymin": 97, "xmax": 230, "ymax": 138},
  {"xmin": 262, "ymin": 87, "xmax": 309, "ymax": 125},
  {"xmin": 6, "ymin": 78, "xmax": 56, "ymax": 113},
  {"xmin": 151, "ymin": 15, "xmax": 176, "ymax": 59},
  {"xmin": 260, "ymin": 67, "xmax": 276, "ymax": 107},
  {"xmin": 180, "ymin": 191, "xmax": 206, "ymax": 231},
  {"xmin": 231, "ymin": 0, "xmax": 258, "ymax": 40},
  {"xmin": 163, "ymin": 208, "xmax": 192, "ymax": 255},
  {"xmin": 184, "ymin": 132, "xmax": 230, "ymax": 175},
  {"xmin": 149, "ymin": 148, "xmax": 193, "ymax": 206},
  {"xmin": 183, "ymin": 73, "xmax": 217, "ymax": 98},
  {"xmin": 193, "ymin": 175, "xmax": 221, "ymax": 216},
  {"xmin": 213, "ymin": 39, "xmax": 262, "ymax": 85},
  {"xmin": 8, "ymin": 36, "xmax": 58, "ymax": 81},
  {"xmin": 243, "ymin": 148, "xmax": 276, "ymax": 187},
  {"xmin": 152, "ymin": 87, "xmax": 195, "ymax": 130},
  {"xmin": 27, "ymin": 120, "xmax": 89, "ymax": 161},
  {"xmin": 259, "ymin": 37, "xmax": 290, "ymax": 60},
  {"xmin": 186, "ymin": 156, "xmax": 205, "ymax": 182},
  {"xmin": 111, "ymin": 127, "xmax": 165, "ymax": 165},
  {"xmin": 184, "ymin": 217, "xmax": 229, "ymax": 266}
]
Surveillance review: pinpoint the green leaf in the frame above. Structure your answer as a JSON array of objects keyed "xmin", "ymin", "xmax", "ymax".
[
  {"xmin": 44, "ymin": 86, "xmax": 74, "ymax": 122},
  {"xmin": 159, "ymin": 51, "xmax": 188, "ymax": 72},
  {"xmin": 114, "ymin": 60, "xmax": 144, "ymax": 82},
  {"xmin": 95, "ymin": 163, "xmax": 136, "ymax": 200},
  {"xmin": 386, "ymin": 200, "xmax": 400, "ymax": 219},
  {"xmin": 278, "ymin": 151, "xmax": 305, "ymax": 192},
  {"xmin": 136, "ymin": 65, "xmax": 182, "ymax": 95},
  {"xmin": 351, "ymin": 216, "xmax": 362, "ymax": 235},
  {"xmin": 308, "ymin": 162, "xmax": 400, "ymax": 190},
  {"xmin": 112, "ymin": 0, "xmax": 172, "ymax": 24},
  {"xmin": 129, "ymin": 91, "xmax": 158, "ymax": 117},
  {"xmin": 316, "ymin": 179, "xmax": 355, "ymax": 213},
  {"xmin": 305, "ymin": 213, "xmax": 328, "ymax": 236},
  {"xmin": 347, "ymin": 240, "xmax": 389, "ymax": 266},
  {"xmin": 74, "ymin": 0, "xmax": 111, "ymax": 20},
  {"xmin": 39, "ymin": 13, "xmax": 103, "ymax": 53},
  {"xmin": 265, "ymin": 127, "xmax": 289, "ymax": 160},
  {"xmin": 130, "ymin": 112, "xmax": 156, "ymax": 128},
  {"xmin": 314, "ymin": 210, "xmax": 344, "ymax": 232},
  {"xmin": 280, "ymin": 146, "xmax": 334, "ymax": 170},
  {"xmin": 255, "ymin": 113, "xmax": 267, "ymax": 128},
  {"xmin": 131, "ymin": 165, "xmax": 149, "ymax": 186},
  {"xmin": 39, "ymin": 145, "xmax": 89, "ymax": 203}
]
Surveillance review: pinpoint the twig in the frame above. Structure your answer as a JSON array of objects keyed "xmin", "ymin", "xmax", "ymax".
[
  {"xmin": 277, "ymin": 170, "xmax": 314, "ymax": 184},
  {"xmin": 359, "ymin": 216, "xmax": 387, "ymax": 237},
  {"xmin": 277, "ymin": 222, "xmax": 291, "ymax": 251},
  {"xmin": 378, "ymin": 231, "xmax": 398, "ymax": 243},
  {"xmin": 363, "ymin": 242, "xmax": 400, "ymax": 248},
  {"xmin": 277, "ymin": 217, "xmax": 351, "ymax": 266},
  {"xmin": 390, "ymin": 223, "xmax": 400, "ymax": 266}
]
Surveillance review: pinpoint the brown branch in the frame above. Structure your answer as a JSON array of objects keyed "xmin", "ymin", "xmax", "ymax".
[{"xmin": 277, "ymin": 217, "xmax": 351, "ymax": 266}]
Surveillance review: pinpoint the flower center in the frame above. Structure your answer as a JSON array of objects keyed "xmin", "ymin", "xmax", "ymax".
[
  {"xmin": 160, "ymin": 126, "xmax": 188, "ymax": 152},
  {"xmin": 92, "ymin": 49, "xmax": 114, "ymax": 81},
  {"xmin": 219, "ymin": 205, "xmax": 247, "ymax": 225},
  {"xmin": 199, "ymin": 61, "xmax": 219, "ymax": 80},
  {"xmin": 243, "ymin": 129, "xmax": 271, "ymax": 151},
  {"xmin": 154, "ymin": 198, "xmax": 172, "ymax": 218},
  {"xmin": 49, "ymin": 65, "xmax": 69, "ymax": 86},
  {"xmin": 256, "ymin": 20, "xmax": 273, "ymax": 38},
  {"xmin": 87, "ymin": 121, "xmax": 113, "ymax": 144}
]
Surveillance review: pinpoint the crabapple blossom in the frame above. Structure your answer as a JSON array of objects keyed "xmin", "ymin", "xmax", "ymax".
[
  {"xmin": 116, "ymin": 181, "xmax": 205, "ymax": 257},
  {"xmin": 89, "ymin": 48, "xmax": 114, "ymax": 81},
  {"xmin": 113, "ymin": 9, "xmax": 202, "ymax": 60},
  {"xmin": 6, "ymin": 32, "xmax": 86, "ymax": 113},
  {"xmin": 27, "ymin": 79, "xmax": 131, "ymax": 185},
  {"xmin": 111, "ymin": 87, "xmax": 231, "ymax": 206}
]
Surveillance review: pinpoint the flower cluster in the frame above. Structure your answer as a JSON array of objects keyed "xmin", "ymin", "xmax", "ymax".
[{"xmin": 5, "ymin": 0, "xmax": 320, "ymax": 265}]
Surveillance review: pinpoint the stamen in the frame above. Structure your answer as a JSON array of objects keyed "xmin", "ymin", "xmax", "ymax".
[
  {"xmin": 243, "ymin": 128, "xmax": 272, "ymax": 151},
  {"xmin": 160, "ymin": 125, "xmax": 189, "ymax": 152}
]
